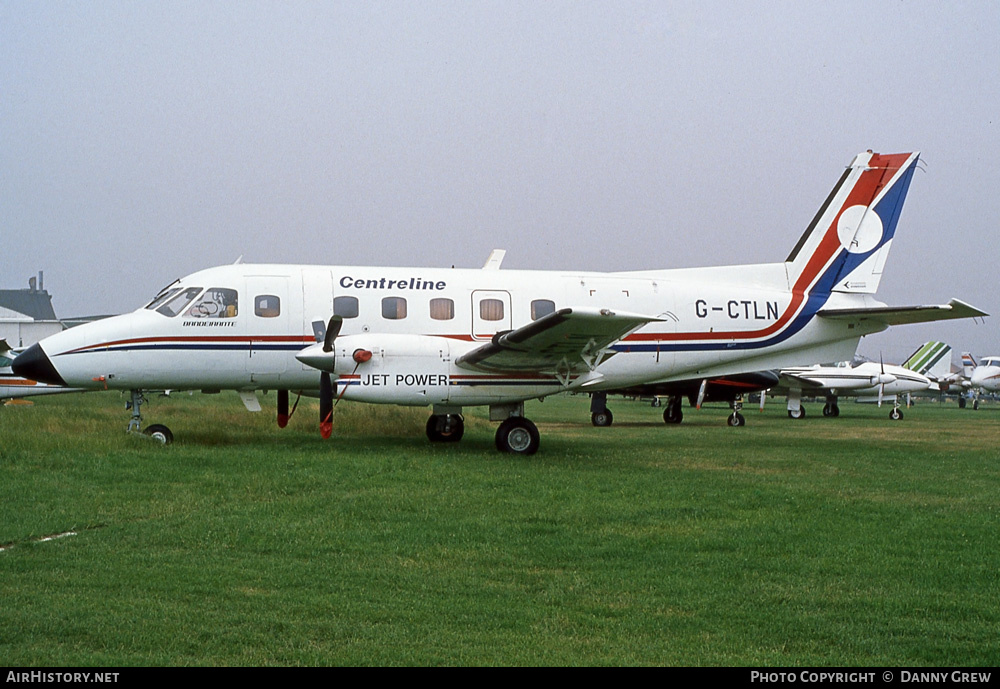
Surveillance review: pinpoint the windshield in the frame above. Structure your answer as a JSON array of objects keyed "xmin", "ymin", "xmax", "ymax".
[
  {"xmin": 154, "ymin": 287, "xmax": 203, "ymax": 317},
  {"xmin": 145, "ymin": 286, "xmax": 181, "ymax": 311}
]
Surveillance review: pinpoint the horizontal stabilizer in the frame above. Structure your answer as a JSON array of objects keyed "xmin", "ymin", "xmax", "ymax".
[
  {"xmin": 818, "ymin": 299, "xmax": 988, "ymax": 327},
  {"xmin": 457, "ymin": 307, "xmax": 661, "ymax": 373}
]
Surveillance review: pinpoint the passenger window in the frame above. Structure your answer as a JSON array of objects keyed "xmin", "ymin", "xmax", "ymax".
[
  {"xmin": 156, "ymin": 287, "xmax": 202, "ymax": 317},
  {"xmin": 382, "ymin": 296, "xmax": 407, "ymax": 320},
  {"xmin": 480, "ymin": 299, "xmax": 504, "ymax": 321},
  {"xmin": 186, "ymin": 288, "xmax": 238, "ymax": 318},
  {"xmin": 334, "ymin": 296, "xmax": 359, "ymax": 319},
  {"xmin": 429, "ymin": 298, "xmax": 455, "ymax": 320},
  {"xmin": 531, "ymin": 299, "xmax": 556, "ymax": 320},
  {"xmin": 255, "ymin": 295, "xmax": 281, "ymax": 318}
]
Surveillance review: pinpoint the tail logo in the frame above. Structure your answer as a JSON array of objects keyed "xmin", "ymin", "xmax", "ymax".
[{"xmin": 837, "ymin": 205, "xmax": 884, "ymax": 254}]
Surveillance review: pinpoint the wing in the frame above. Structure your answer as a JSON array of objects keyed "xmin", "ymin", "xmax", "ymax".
[
  {"xmin": 456, "ymin": 307, "xmax": 661, "ymax": 374},
  {"xmin": 777, "ymin": 369, "xmax": 831, "ymax": 389},
  {"xmin": 817, "ymin": 298, "xmax": 988, "ymax": 326}
]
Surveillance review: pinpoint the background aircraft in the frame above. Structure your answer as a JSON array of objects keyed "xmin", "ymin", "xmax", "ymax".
[
  {"xmin": 773, "ymin": 341, "xmax": 951, "ymax": 421},
  {"xmin": 963, "ymin": 352, "xmax": 1000, "ymax": 409},
  {"xmin": 0, "ymin": 339, "xmax": 84, "ymax": 401},
  {"xmin": 588, "ymin": 370, "xmax": 780, "ymax": 428}
]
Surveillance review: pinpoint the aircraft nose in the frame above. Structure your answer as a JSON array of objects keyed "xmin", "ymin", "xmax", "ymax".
[{"xmin": 12, "ymin": 343, "xmax": 67, "ymax": 386}]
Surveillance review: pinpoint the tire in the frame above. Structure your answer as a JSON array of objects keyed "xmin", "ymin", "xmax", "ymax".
[
  {"xmin": 788, "ymin": 408, "xmax": 806, "ymax": 419},
  {"xmin": 727, "ymin": 412, "xmax": 745, "ymax": 427},
  {"xmin": 663, "ymin": 401, "xmax": 683, "ymax": 424},
  {"xmin": 889, "ymin": 408, "xmax": 903, "ymax": 421},
  {"xmin": 143, "ymin": 424, "xmax": 174, "ymax": 445},
  {"xmin": 495, "ymin": 417, "xmax": 540, "ymax": 455},
  {"xmin": 426, "ymin": 414, "xmax": 464, "ymax": 442},
  {"xmin": 591, "ymin": 409, "xmax": 613, "ymax": 427}
]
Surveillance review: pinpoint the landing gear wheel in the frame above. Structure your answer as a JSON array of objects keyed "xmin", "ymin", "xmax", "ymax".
[
  {"xmin": 727, "ymin": 412, "xmax": 745, "ymax": 427},
  {"xmin": 959, "ymin": 397, "xmax": 967, "ymax": 409},
  {"xmin": 663, "ymin": 399, "xmax": 683, "ymax": 424},
  {"xmin": 823, "ymin": 403, "xmax": 840, "ymax": 417},
  {"xmin": 973, "ymin": 400, "xmax": 980, "ymax": 411},
  {"xmin": 495, "ymin": 417, "xmax": 540, "ymax": 455},
  {"xmin": 651, "ymin": 397, "xmax": 661, "ymax": 408},
  {"xmin": 426, "ymin": 414, "xmax": 464, "ymax": 442},
  {"xmin": 788, "ymin": 407, "xmax": 806, "ymax": 419},
  {"xmin": 143, "ymin": 424, "xmax": 174, "ymax": 444},
  {"xmin": 889, "ymin": 407, "xmax": 903, "ymax": 421},
  {"xmin": 591, "ymin": 409, "xmax": 613, "ymax": 427}
]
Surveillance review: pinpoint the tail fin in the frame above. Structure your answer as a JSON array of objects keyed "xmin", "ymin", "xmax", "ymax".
[
  {"xmin": 902, "ymin": 341, "xmax": 952, "ymax": 379},
  {"xmin": 962, "ymin": 352, "xmax": 978, "ymax": 377},
  {"xmin": 785, "ymin": 151, "xmax": 920, "ymax": 298}
]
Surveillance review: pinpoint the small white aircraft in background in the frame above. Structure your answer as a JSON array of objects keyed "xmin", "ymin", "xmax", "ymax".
[
  {"xmin": 962, "ymin": 352, "xmax": 1000, "ymax": 409},
  {"xmin": 587, "ymin": 370, "xmax": 781, "ymax": 428},
  {"xmin": 774, "ymin": 341, "xmax": 952, "ymax": 420},
  {"xmin": 14, "ymin": 151, "xmax": 988, "ymax": 452},
  {"xmin": 1, "ymin": 339, "xmax": 85, "ymax": 402}
]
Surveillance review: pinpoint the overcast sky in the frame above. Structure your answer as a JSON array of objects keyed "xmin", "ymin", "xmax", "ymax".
[{"xmin": 2, "ymin": 1, "xmax": 997, "ymax": 363}]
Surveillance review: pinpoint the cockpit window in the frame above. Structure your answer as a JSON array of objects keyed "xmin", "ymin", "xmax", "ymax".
[
  {"xmin": 186, "ymin": 288, "xmax": 239, "ymax": 319},
  {"xmin": 155, "ymin": 287, "xmax": 203, "ymax": 317},
  {"xmin": 145, "ymin": 287, "xmax": 181, "ymax": 312}
]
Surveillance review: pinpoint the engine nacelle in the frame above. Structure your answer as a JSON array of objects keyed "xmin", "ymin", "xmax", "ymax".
[{"xmin": 299, "ymin": 333, "xmax": 456, "ymax": 405}]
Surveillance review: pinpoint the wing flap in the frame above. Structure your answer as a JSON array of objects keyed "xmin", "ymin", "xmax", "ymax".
[
  {"xmin": 456, "ymin": 307, "xmax": 661, "ymax": 373},
  {"xmin": 818, "ymin": 299, "xmax": 988, "ymax": 326}
]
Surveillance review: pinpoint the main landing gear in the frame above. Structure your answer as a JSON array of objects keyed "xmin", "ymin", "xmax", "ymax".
[
  {"xmin": 426, "ymin": 404, "xmax": 540, "ymax": 455},
  {"xmin": 127, "ymin": 389, "xmax": 174, "ymax": 444},
  {"xmin": 590, "ymin": 392, "xmax": 745, "ymax": 427}
]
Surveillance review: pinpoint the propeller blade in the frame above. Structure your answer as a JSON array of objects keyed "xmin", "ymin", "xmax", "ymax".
[
  {"xmin": 320, "ymin": 372, "xmax": 334, "ymax": 439},
  {"xmin": 277, "ymin": 389, "xmax": 289, "ymax": 428},
  {"xmin": 324, "ymin": 315, "xmax": 343, "ymax": 353},
  {"xmin": 878, "ymin": 353, "xmax": 884, "ymax": 407}
]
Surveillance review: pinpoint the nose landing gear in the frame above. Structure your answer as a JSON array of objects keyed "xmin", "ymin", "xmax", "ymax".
[{"xmin": 127, "ymin": 390, "xmax": 174, "ymax": 444}]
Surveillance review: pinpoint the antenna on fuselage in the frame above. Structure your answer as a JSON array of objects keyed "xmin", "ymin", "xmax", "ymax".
[{"xmin": 482, "ymin": 249, "xmax": 506, "ymax": 270}]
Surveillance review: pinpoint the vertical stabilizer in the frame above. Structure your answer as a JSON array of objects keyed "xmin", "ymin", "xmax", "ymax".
[
  {"xmin": 902, "ymin": 341, "xmax": 952, "ymax": 378},
  {"xmin": 785, "ymin": 151, "xmax": 920, "ymax": 298},
  {"xmin": 962, "ymin": 352, "xmax": 978, "ymax": 378}
]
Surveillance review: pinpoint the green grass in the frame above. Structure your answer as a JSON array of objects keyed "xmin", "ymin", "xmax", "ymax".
[{"xmin": 1, "ymin": 391, "xmax": 998, "ymax": 666}]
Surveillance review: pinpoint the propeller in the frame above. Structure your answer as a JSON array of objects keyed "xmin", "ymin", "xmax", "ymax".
[
  {"xmin": 874, "ymin": 354, "xmax": 897, "ymax": 408},
  {"xmin": 318, "ymin": 315, "xmax": 343, "ymax": 439}
]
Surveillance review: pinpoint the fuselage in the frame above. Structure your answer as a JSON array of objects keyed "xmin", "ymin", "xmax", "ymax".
[
  {"xmin": 17, "ymin": 260, "xmax": 883, "ymax": 407},
  {"xmin": 971, "ymin": 357, "xmax": 1000, "ymax": 392}
]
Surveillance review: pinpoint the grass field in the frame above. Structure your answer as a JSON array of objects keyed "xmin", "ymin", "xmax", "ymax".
[{"xmin": 1, "ymin": 391, "xmax": 998, "ymax": 666}]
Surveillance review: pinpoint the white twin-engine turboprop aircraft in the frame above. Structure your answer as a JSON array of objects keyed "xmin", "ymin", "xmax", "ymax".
[{"xmin": 14, "ymin": 151, "xmax": 988, "ymax": 453}]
